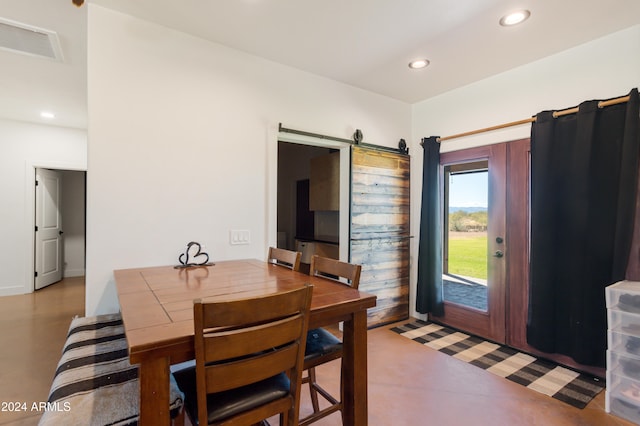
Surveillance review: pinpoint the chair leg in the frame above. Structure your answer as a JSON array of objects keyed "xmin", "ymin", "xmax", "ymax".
[
  {"xmin": 340, "ymin": 362, "xmax": 345, "ymax": 424},
  {"xmin": 301, "ymin": 360, "xmax": 345, "ymax": 425},
  {"xmin": 308, "ymin": 367, "xmax": 320, "ymax": 413},
  {"xmin": 172, "ymin": 408, "xmax": 185, "ymax": 426}
]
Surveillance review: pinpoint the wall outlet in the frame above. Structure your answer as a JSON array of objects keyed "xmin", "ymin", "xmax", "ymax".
[{"xmin": 229, "ymin": 230, "xmax": 250, "ymax": 245}]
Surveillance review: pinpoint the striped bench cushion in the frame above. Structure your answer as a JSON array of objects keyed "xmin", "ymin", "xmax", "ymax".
[{"xmin": 39, "ymin": 313, "xmax": 184, "ymax": 426}]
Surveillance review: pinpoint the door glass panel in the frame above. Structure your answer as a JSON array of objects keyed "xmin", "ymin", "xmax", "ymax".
[{"xmin": 443, "ymin": 160, "xmax": 489, "ymax": 311}]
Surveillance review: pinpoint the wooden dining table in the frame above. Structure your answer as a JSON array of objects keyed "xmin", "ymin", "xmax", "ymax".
[{"xmin": 114, "ymin": 259, "xmax": 376, "ymax": 425}]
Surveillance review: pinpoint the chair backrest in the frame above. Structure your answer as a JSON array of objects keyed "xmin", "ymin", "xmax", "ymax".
[
  {"xmin": 309, "ymin": 255, "xmax": 362, "ymax": 289},
  {"xmin": 193, "ymin": 284, "xmax": 313, "ymax": 425},
  {"xmin": 268, "ymin": 247, "xmax": 302, "ymax": 271}
]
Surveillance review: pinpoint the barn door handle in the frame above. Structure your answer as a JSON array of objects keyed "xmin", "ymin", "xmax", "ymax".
[
  {"xmin": 59, "ymin": 230, "xmax": 64, "ymax": 235},
  {"xmin": 493, "ymin": 250, "xmax": 504, "ymax": 258}
]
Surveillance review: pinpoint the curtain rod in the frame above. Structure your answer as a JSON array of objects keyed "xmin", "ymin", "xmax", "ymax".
[{"xmin": 433, "ymin": 95, "xmax": 631, "ymax": 143}]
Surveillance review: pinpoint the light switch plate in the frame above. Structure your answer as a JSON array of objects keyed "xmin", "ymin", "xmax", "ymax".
[{"xmin": 229, "ymin": 230, "xmax": 250, "ymax": 245}]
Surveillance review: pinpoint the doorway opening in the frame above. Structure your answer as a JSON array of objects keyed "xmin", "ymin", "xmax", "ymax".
[
  {"xmin": 276, "ymin": 141, "xmax": 349, "ymax": 273},
  {"xmin": 272, "ymin": 126, "xmax": 352, "ymax": 266},
  {"xmin": 33, "ymin": 168, "xmax": 86, "ymax": 291}
]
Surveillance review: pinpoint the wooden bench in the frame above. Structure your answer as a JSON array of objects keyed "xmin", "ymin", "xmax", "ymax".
[{"xmin": 39, "ymin": 313, "xmax": 184, "ymax": 425}]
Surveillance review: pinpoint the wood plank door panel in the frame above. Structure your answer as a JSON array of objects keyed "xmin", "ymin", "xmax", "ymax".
[{"xmin": 350, "ymin": 146, "xmax": 410, "ymax": 327}]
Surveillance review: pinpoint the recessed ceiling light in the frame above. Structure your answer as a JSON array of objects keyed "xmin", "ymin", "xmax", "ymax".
[
  {"xmin": 499, "ymin": 10, "xmax": 531, "ymax": 26},
  {"xmin": 40, "ymin": 111, "xmax": 55, "ymax": 119},
  {"xmin": 408, "ymin": 59, "xmax": 430, "ymax": 70}
]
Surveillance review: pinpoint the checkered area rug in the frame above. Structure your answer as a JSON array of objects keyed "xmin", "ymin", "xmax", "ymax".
[{"xmin": 391, "ymin": 320, "xmax": 605, "ymax": 409}]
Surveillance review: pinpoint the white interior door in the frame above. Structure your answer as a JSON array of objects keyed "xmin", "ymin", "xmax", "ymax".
[{"xmin": 35, "ymin": 168, "xmax": 63, "ymax": 290}]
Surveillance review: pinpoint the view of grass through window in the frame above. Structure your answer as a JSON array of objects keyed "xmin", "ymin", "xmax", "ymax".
[
  {"xmin": 446, "ymin": 167, "xmax": 488, "ymax": 281},
  {"xmin": 448, "ymin": 231, "xmax": 487, "ymax": 279}
]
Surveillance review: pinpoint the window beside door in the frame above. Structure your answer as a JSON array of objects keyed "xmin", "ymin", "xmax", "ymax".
[{"xmin": 443, "ymin": 161, "xmax": 489, "ymax": 312}]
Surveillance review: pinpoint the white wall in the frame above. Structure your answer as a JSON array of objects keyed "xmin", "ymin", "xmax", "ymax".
[
  {"xmin": 0, "ymin": 118, "xmax": 87, "ymax": 296},
  {"xmin": 86, "ymin": 6, "xmax": 411, "ymax": 315},
  {"xmin": 409, "ymin": 25, "xmax": 640, "ymax": 319}
]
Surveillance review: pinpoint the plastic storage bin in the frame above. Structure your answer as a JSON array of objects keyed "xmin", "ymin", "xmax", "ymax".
[
  {"xmin": 607, "ymin": 281, "xmax": 640, "ymax": 425},
  {"xmin": 609, "ymin": 330, "xmax": 640, "ymax": 358},
  {"xmin": 608, "ymin": 309, "xmax": 640, "ymax": 336},
  {"xmin": 607, "ymin": 371, "xmax": 640, "ymax": 424},
  {"xmin": 609, "ymin": 350, "xmax": 640, "ymax": 381},
  {"xmin": 607, "ymin": 280, "xmax": 640, "ymax": 311}
]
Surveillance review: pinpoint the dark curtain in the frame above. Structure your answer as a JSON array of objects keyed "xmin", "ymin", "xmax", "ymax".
[
  {"xmin": 528, "ymin": 88, "xmax": 640, "ymax": 367},
  {"xmin": 416, "ymin": 136, "xmax": 444, "ymax": 315}
]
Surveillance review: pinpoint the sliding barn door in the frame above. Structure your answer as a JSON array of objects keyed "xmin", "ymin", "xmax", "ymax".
[{"xmin": 350, "ymin": 146, "xmax": 410, "ymax": 327}]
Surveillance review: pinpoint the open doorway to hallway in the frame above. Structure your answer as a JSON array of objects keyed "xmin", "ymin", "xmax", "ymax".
[{"xmin": 33, "ymin": 169, "xmax": 86, "ymax": 291}]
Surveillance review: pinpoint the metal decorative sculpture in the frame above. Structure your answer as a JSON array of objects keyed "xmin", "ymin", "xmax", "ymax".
[{"xmin": 175, "ymin": 241, "xmax": 213, "ymax": 268}]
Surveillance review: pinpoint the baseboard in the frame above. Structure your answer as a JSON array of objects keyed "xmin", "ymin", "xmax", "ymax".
[
  {"xmin": 63, "ymin": 269, "xmax": 85, "ymax": 278},
  {"xmin": 0, "ymin": 285, "xmax": 28, "ymax": 297}
]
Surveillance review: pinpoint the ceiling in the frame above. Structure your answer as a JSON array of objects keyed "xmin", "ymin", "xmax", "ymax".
[{"xmin": 1, "ymin": 0, "xmax": 640, "ymax": 130}]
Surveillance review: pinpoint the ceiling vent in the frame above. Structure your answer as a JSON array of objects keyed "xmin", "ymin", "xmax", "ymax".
[{"xmin": 0, "ymin": 17, "xmax": 63, "ymax": 61}]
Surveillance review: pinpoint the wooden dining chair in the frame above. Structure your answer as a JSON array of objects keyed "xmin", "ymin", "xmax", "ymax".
[
  {"xmin": 268, "ymin": 246, "xmax": 302, "ymax": 272},
  {"xmin": 173, "ymin": 284, "xmax": 313, "ymax": 426},
  {"xmin": 301, "ymin": 255, "xmax": 362, "ymax": 425}
]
